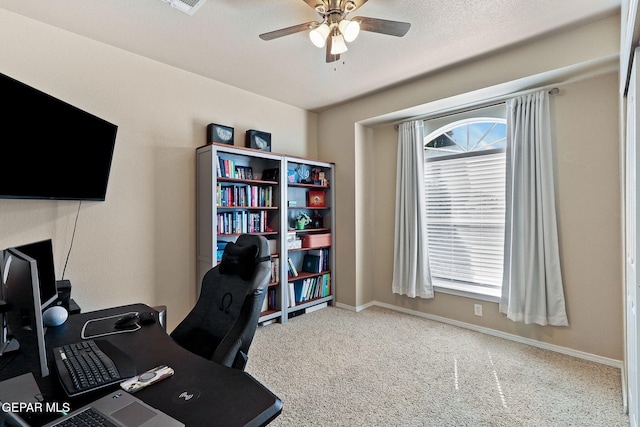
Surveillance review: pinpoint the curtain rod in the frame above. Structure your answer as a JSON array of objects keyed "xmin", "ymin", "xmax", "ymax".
[{"xmin": 393, "ymin": 85, "xmax": 560, "ymax": 129}]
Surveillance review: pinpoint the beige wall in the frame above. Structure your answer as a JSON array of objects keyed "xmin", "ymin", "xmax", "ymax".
[
  {"xmin": 0, "ymin": 10, "xmax": 317, "ymax": 330},
  {"xmin": 318, "ymin": 14, "xmax": 623, "ymax": 361}
]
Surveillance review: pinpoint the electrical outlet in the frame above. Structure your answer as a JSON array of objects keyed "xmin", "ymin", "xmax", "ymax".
[{"xmin": 474, "ymin": 304, "xmax": 483, "ymax": 316}]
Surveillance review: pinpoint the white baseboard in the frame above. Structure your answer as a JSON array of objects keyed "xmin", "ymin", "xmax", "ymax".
[
  {"xmin": 335, "ymin": 300, "xmax": 622, "ymax": 369},
  {"xmin": 335, "ymin": 301, "xmax": 374, "ymax": 312},
  {"xmin": 306, "ymin": 302, "xmax": 328, "ymax": 314}
]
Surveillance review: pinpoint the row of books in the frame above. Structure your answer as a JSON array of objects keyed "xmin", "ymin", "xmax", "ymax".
[
  {"xmin": 217, "ymin": 183, "xmax": 274, "ymax": 208},
  {"xmin": 216, "ymin": 211, "xmax": 269, "ymax": 235},
  {"xmin": 261, "ymin": 287, "xmax": 278, "ymax": 313},
  {"xmin": 301, "ymin": 249, "xmax": 329, "ymax": 273},
  {"xmin": 287, "ymin": 274, "xmax": 331, "ymax": 307},
  {"xmin": 286, "ymin": 249, "xmax": 330, "ymax": 278},
  {"xmin": 216, "ymin": 156, "xmax": 254, "ymax": 180}
]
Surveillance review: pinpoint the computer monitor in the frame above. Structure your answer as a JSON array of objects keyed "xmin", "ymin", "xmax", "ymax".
[
  {"xmin": 0, "ymin": 248, "xmax": 49, "ymax": 378},
  {"xmin": 12, "ymin": 239, "xmax": 58, "ymax": 310}
]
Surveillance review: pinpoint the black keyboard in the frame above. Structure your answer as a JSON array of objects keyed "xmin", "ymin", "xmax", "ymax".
[
  {"xmin": 52, "ymin": 339, "xmax": 136, "ymax": 397},
  {"xmin": 50, "ymin": 407, "xmax": 118, "ymax": 427}
]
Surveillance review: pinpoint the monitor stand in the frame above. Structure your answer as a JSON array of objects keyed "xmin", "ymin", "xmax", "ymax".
[{"xmin": 0, "ymin": 337, "xmax": 20, "ymax": 355}]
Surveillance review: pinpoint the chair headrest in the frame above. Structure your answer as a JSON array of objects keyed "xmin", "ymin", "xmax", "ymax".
[
  {"xmin": 219, "ymin": 234, "xmax": 271, "ymax": 280},
  {"xmin": 235, "ymin": 234, "xmax": 270, "ymax": 261}
]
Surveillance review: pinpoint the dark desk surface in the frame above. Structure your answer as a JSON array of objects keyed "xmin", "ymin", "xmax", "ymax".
[{"xmin": 2, "ymin": 304, "xmax": 282, "ymax": 427}]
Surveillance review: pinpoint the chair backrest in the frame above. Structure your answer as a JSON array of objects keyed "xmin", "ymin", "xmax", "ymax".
[{"xmin": 170, "ymin": 234, "xmax": 271, "ymax": 369}]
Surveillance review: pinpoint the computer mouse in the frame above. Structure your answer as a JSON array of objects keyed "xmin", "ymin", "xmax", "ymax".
[
  {"xmin": 138, "ymin": 311, "xmax": 156, "ymax": 326},
  {"xmin": 43, "ymin": 305, "xmax": 69, "ymax": 327},
  {"xmin": 114, "ymin": 313, "xmax": 139, "ymax": 329}
]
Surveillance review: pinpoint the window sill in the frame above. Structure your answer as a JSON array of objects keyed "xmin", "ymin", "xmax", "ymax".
[{"xmin": 432, "ymin": 279, "xmax": 501, "ymax": 303}]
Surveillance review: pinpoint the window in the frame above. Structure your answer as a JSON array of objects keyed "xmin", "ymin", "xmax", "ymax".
[{"xmin": 424, "ymin": 110, "xmax": 506, "ymax": 300}]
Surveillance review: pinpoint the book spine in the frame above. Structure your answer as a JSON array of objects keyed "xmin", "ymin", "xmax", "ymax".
[
  {"xmin": 287, "ymin": 257, "xmax": 299, "ymax": 277},
  {"xmin": 288, "ymin": 282, "xmax": 295, "ymax": 307}
]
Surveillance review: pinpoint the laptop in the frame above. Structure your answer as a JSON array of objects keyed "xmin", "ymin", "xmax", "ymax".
[
  {"xmin": 44, "ymin": 390, "xmax": 184, "ymax": 427},
  {"xmin": 0, "ymin": 373, "xmax": 42, "ymax": 427}
]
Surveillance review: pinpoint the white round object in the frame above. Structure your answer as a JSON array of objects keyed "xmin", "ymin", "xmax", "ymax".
[{"xmin": 42, "ymin": 305, "xmax": 68, "ymax": 327}]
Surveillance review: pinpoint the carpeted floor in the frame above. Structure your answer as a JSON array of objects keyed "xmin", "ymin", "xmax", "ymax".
[{"xmin": 246, "ymin": 306, "xmax": 629, "ymax": 427}]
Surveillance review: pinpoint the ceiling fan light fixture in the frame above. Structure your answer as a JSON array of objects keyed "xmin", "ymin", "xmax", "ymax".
[
  {"xmin": 259, "ymin": 0, "xmax": 412, "ymax": 63},
  {"xmin": 344, "ymin": 0, "xmax": 357, "ymax": 13},
  {"xmin": 330, "ymin": 33, "xmax": 348, "ymax": 55},
  {"xmin": 309, "ymin": 23, "xmax": 331, "ymax": 48},
  {"xmin": 338, "ymin": 18, "xmax": 360, "ymax": 42}
]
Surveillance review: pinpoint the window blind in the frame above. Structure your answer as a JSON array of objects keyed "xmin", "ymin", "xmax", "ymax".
[{"xmin": 424, "ymin": 150, "xmax": 506, "ymax": 296}]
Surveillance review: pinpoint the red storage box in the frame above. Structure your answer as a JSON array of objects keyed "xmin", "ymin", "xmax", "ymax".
[{"xmin": 302, "ymin": 233, "xmax": 331, "ymax": 248}]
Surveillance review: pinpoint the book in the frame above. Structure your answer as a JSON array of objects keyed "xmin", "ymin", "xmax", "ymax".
[
  {"xmin": 268, "ymin": 287, "xmax": 277, "ymax": 309},
  {"xmin": 288, "ymin": 282, "xmax": 295, "ymax": 307},
  {"xmin": 308, "ymin": 190, "xmax": 326, "ymax": 207},
  {"xmin": 302, "ymin": 254, "xmax": 321, "ymax": 273},
  {"xmin": 271, "ymin": 257, "xmax": 280, "ymax": 283},
  {"xmin": 287, "ymin": 257, "xmax": 299, "ymax": 277},
  {"xmin": 294, "ymin": 280, "xmax": 304, "ymax": 303},
  {"xmin": 308, "ymin": 249, "xmax": 327, "ymax": 271}
]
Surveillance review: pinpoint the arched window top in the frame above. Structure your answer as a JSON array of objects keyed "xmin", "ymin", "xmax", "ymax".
[{"xmin": 424, "ymin": 117, "xmax": 506, "ymax": 158}]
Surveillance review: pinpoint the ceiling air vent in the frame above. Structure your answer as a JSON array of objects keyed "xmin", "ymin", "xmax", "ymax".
[{"xmin": 160, "ymin": 0, "xmax": 207, "ymax": 15}]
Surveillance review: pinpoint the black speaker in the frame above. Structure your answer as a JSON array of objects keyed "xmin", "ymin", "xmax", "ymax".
[{"xmin": 56, "ymin": 279, "xmax": 72, "ymax": 310}]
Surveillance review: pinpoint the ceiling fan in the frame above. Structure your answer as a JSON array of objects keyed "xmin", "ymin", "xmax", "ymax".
[{"xmin": 259, "ymin": 0, "xmax": 411, "ymax": 63}]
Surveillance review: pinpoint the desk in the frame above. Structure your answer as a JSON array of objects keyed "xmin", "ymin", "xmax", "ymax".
[{"xmin": 2, "ymin": 304, "xmax": 282, "ymax": 427}]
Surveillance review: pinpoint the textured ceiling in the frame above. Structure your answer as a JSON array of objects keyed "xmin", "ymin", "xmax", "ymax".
[{"xmin": 0, "ymin": 0, "xmax": 620, "ymax": 111}]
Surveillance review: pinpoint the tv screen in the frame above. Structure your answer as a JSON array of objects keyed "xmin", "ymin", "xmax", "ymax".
[{"xmin": 0, "ymin": 72, "xmax": 117, "ymax": 201}]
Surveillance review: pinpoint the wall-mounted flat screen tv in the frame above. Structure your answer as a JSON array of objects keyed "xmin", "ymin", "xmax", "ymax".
[{"xmin": 0, "ymin": 72, "xmax": 117, "ymax": 201}]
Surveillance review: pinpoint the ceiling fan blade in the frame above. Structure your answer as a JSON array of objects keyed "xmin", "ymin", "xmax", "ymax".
[
  {"xmin": 326, "ymin": 36, "xmax": 340, "ymax": 63},
  {"xmin": 353, "ymin": 16, "xmax": 411, "ymax": 37},
  {"xmin": 259, "ymin": 21, "xmax": 319, "ymax": 41}
]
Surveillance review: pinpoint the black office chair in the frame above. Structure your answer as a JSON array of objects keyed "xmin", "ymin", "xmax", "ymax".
[{"xmin": 170, "ymin": 234, "xmax": 271, "ymax": 370}]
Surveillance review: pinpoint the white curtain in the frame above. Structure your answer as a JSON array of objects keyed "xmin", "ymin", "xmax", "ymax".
[
  {"xmin": 392, "ymin": 120, "xmax": 434, "ymax": 299},
  {"xmin": 500, "ymin": 91, "xmax": 568, "ymax": 326}
]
